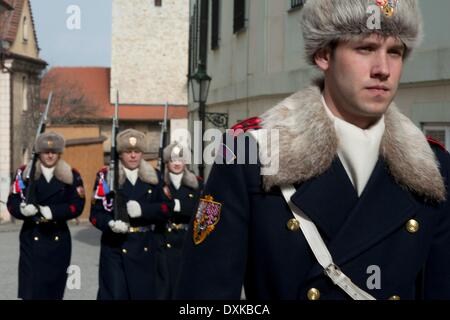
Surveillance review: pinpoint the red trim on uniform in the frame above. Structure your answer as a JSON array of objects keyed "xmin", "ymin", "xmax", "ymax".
[
  {"xmin": 90, "ymin": 217, "xmax": 97, "ymax": 226},
  {"xmin": 161, "ymin": 203, "xmax": 169, "ymax": 214},
  {"xmin": 231, "ymin": 117, "xmax": 262, "ymax": 131},
  {"xmin": 427, "ymin": 136, "xmax": 448, "ymax": 153},
  {"xmin": 69, "ymin": 205, "xmax": 76, "ymax": 214}
]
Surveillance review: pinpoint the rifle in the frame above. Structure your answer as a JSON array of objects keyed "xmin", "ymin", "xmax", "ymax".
[
  {"xmin": 109, "ymin": 90, "xmax": 128, "ymax": 223},
  {"xmin": 24, "ymin": 91, "xmax": 53, "ymax": 205},
  {"xmin": 158, "ymin": 102, "xmax": 169, "ymax": 175}
]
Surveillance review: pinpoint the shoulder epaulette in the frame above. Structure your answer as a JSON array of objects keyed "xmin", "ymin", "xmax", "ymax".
[
  {"xmin": 231, "ymin": 117, "xmax": 262, "ymax": 133},
  {"xmin": 427, "ymin": 136, "xmax": 448, "ymax": 153}
]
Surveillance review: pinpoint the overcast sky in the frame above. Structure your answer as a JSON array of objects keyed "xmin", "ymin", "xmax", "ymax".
[{"xmin": 30, "ymin": 0, "xmax": 112, "ymax": 68}]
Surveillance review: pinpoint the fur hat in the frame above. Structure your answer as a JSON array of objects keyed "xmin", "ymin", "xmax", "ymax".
[
  {"xmin": 301, "ymin": 0, "xmax": 423, "ymax": 65},
  {"xmin": 35, "ymin": 132, "xmax": 65, "ymax": 153},
  {"xmin": 116, "ymin": 129, "xmax": 147, "ymax": 153},
  {"xmin": 163, "ymin": 142, "xmax": 188, "ymax": 163}
]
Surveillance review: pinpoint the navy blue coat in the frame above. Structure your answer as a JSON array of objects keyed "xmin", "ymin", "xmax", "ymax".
[
  {"xmin": 175, "ymin": 88, "xmax": 450, "ymax": 300},
  {"xmin": 7, "ymin": 161, "xmax": 85, "ymax": 300},
  {"xmin": 90, "ymin": 165, "xmax": 174, "ymax": 300},
  {"xmin": 156, "ymin": 174, "xmax": 203, "ymax": 299}
]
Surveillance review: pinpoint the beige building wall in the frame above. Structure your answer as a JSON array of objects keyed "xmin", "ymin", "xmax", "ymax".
[
  {"xmin": 186, "ymin": 0, "xmax": 450, "ymax": 177},
  {"xmin": 111, "ymin": 0, "xmax": 190, "ymax": 106},
  {"xmin": 0, "ymin": 70, "xmax": 11, "ymax": 218},
  {"xmin": 9, "ymin": 0, "xmax": 39, "ymax": 59}
]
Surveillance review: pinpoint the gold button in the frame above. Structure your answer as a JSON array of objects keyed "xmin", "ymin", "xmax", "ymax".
[
  {"xmin": 406, "ymin": 219, "xmax": 419, "ymax": 233},
  {"xmin": 189, "ymin": 193, "xmax": 194, "ymax": 198},
  {"xmin": 307, "ymin": 288, "xmax": 320, "ymax": 300},
  {"xmin": 54, "ymin": 236, "xmax": 59, "ymax": 241},
  {"xmin": 286, "ymin": 218, "xmax": 300, "ymax": 231},
  {"xmin": 144, "ymin": 247, "xmax": 149, "ymax": 252},
  {"xmin": 35, "ymin": 221, "xmax": 40, "ymax": 225},
  {"xmin": 122, "ymin": 249, "xmax": 127, "ymax": 254},
  {"xmin": 389, "ymin": 295, "xmax": 401, "ymax": 300},
  {"xmin": 166, "ymin": 243, "xmax": 172, "ymax": 249},
  {"xmin": 148, "ymin": 189, "xmax": 152, "ymax": 194},
  {"xmin": 34, "ymin": 236, "xmax": 39, "ymax": 241}
]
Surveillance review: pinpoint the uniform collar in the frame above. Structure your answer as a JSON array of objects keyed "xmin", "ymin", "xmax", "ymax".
[
  {"xmin": 258, "ymin": 85, "xmax": 445, "ymax": 202},
  {"xmin": 322, "ymin": 96, "xmax": 385, "ymax": 196}
]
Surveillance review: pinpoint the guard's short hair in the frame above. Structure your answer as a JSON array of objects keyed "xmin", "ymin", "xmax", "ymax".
[
  {"xmin": 35, "ymin": 132, "xmax": 65, "ymax": 153},
  {"xmin": 301, "ymin": 0, "xmax": 423, "ymax": 65}
]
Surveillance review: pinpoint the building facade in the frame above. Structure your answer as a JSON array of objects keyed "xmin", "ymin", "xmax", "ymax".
[
  {"xmin": 0, "ymin": 0, "xmax": 46, "ymax": 222},
  {"xmin": 188, "ymin": 0, "xmax": 450, "ymax": 176}
]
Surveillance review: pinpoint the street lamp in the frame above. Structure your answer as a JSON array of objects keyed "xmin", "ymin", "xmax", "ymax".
[{"xmin": 190, "ymin": 64, "xmax": 211, "ymax": 178}]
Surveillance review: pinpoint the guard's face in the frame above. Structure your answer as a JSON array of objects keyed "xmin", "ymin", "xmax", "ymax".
[
  {"xmin": 168, "ymin": 159, "xmax": 185, "ymax": 174},
  {"xmin": 120, "ymin": 150, "xmax": 143, "ymax": 170},
  {"xmin": 315, "ymin": 34, "xmax": 404, "ymax": 129},
  {"xmin": 39, "ymin": 152, "xmax": 60, "ymax": 168}
]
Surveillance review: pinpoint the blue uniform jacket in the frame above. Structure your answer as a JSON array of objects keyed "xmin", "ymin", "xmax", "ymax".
[
  {"xmin": 175, "ymin": 86, "xmax": 450, "ymax": 300},
  {"xmin": 7, "ymin": 160, "xmax": 85, "ymax": 300},
  {"xmin": 90, "ymin": 160, "xmax": 173, "ymax": 300}
]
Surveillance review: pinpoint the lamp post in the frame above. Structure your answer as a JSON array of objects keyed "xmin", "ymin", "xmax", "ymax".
[{"xmin": 190, "ymin": 64, "xmax": 211, "ymax": 178}]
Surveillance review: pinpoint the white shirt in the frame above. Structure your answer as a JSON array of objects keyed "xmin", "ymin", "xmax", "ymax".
[
  {"xmin": 124, "ymin": 167, "xmax": 138, "ymax": 186},
  {"xmin": 322, "ymin": 96, "xmax": 385, "ymax": 196},
  {"xmin": 41, "ymin": 165, "xmax": 55, "ymax": 183},
  {"xmin": 169, "ymin": 172, "xmax": 183, "ymax": 190}
]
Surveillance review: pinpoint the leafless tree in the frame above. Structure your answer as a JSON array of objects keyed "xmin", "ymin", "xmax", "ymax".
[{"xmin": 39, "ymin": 71, "xmax": 101, "ymax": 124}]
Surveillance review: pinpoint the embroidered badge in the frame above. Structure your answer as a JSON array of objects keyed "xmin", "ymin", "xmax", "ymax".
[
  {"xmin": 193, "ymin": 195, "xmax": 222, "ymax": 245},
  {"xmin": 376, "ymin": 0, "xmax": 398, "ymax": 17},
  {"xmin": 129, "ymin": 137, "xmax": 137, "ymax": 146}
]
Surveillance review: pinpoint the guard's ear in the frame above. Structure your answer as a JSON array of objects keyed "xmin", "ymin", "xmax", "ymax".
[{"xmin": 314, "ymin": 47, "xmax": 332, "ymax": 72}]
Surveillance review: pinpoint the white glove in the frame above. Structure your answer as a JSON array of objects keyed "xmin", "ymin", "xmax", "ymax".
[
  {"xmin": 127, "ymin": 201, "xmax": 142, "ymax": 218},
  {"xmin": 174, "ymin": 199, "xmax": 181, "ymax": 212},
  {"xmin": 20, "ymin": 204, "xmax": 38, "ymax": 217},
  {"xmin": 108, "ymin": 220, "xmax": 129, "ymax": 234},
  {"xmin": 39, "ymin": 206, "xmax": 53, "ymax": 220}
]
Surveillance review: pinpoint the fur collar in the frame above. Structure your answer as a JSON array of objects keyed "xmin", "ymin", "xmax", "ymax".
[
  {"xmin": 23, "ymin": 159, "xmax": 74, "ymax": 185},
  {"xmin": 164, "ymin": 168, "xmax": 199, "ymax": 190},
  {"xmin": 259, "ymin": 85, "xmax": 446, "ymax": 202},
  {"xmin": 119, "ymin": 159, "xmax": 159, "ymax": 186}
]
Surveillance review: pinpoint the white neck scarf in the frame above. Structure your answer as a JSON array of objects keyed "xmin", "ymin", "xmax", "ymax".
[
  {"xmin": 124, "ymin": 167, "xmax": 138, "ymax": 186},
  {"xmin": 322, "ymin": 96, "xmax": 385, "ymax": 196},
  {"xmin": 41, "ymin": 164, "xmax": 55, "ymax": 183},
  {"xmin": 169, "ymin": 172, "xmax": 183, "ymax": 190}
]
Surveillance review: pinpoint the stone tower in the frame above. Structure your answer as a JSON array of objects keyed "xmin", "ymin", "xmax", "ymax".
[{"xmin": 111, "ymin": 0, "xmax": 189, "ymax": 106}]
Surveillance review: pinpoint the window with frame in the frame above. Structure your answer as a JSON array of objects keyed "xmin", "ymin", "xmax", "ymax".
[
  {"xmin": 22, "ymin": 16, "xmax": 28, "ymax": 42},
  {"xmin": 211, "ymin": 0, "xmax": 220, "ymax": 50},
  {"xmin": 423, "ymin": 124, "xmax": 450, "ymax": 150},
  {"xmin": 22, "ymin": 76, "xmax": 28, "ymax": 111},
  {"xmin": 155, "ymin": 0, "xmax": 162, "ymax": 7},
  {"xmin": 291, "ymin": 0, "xmax": 306, "ymax": 10},
  {"xmin": 233, "ymin": 0, "xmax": 245, "ymax": 34}
]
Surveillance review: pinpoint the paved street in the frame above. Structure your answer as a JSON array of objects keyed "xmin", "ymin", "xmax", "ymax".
[{"xmin": 0, "ymin": 221, "xmax": 101, "ymax": 300}]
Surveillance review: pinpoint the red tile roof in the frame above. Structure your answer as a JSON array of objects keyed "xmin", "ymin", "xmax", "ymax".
[
  {"xmin": 0, "ymin": 0, "xmax": 13, "ymax": 10},
  {"xmin": 41, "ymin": 67, "xmax": 188, "ymax": 121},
  {"xmin": 0, "ymin": 0, "xmax": 39, "ymax": 50}
]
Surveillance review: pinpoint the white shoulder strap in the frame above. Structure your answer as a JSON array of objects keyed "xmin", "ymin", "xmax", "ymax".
[{"xmin": 280, "ymin": 185, "xmax": 376, "ymax": 300}]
